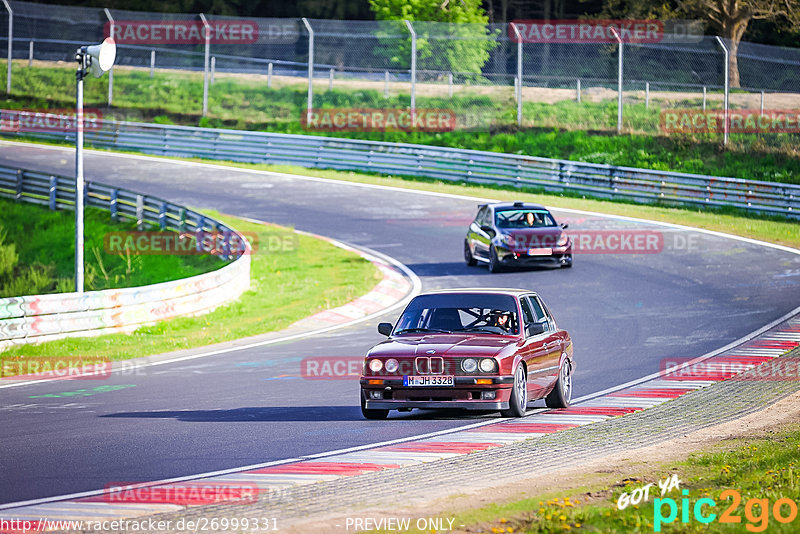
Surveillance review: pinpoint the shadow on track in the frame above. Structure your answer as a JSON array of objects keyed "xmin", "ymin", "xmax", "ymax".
[{"xmin": 100, "ymin": 406, "xmax": 492, "ymax": 422}]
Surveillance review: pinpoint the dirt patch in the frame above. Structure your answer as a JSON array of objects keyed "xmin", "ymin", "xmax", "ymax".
[{"xmin": 284, "ymin": 389, "xmax": 800, "ymax": 533}]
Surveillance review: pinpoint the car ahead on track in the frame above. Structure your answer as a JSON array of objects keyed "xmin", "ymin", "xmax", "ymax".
[
  {"xmin": 465, "ymin": 201, "xmax": 572, "ymax": 272},
  {"xmin": 359, "ymin": 289, "xmax": 574, "ymax": 419}
]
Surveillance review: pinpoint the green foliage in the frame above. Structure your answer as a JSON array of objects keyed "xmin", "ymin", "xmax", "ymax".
[
  {"xmin": 0, "ymin": 199, "xmax": 223, "ymax": 297},
  {"xmin": 369, "ymin": 0, "xmax": 499, "ymax": 74}
]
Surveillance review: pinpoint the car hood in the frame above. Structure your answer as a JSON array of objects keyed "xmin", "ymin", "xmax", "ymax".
[{"xmin": 368, "ymin": 334, "xmax": 516, "ymax": 358}]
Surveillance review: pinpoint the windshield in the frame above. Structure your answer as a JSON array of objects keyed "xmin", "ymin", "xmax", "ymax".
[
  {"xmin": 495, "ymin": 209, "xmax": 557, "ymax": 228},
  {"xmin": 394, "ymin": 293, "xmax": 519, "ymax": 335}
]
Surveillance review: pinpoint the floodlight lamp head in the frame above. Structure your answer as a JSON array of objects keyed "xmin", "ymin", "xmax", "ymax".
[{"xmin": 85, "ymin": 38, "xmax": 116, "ymax": 78}]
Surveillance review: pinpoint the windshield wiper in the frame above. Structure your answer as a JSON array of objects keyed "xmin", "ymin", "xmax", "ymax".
[{"xmin": 395, "ymin": 328, "xmax": 452, "ymax": 334}]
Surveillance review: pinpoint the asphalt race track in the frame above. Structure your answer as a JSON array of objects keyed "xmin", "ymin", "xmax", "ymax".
[{"xmin": 1, "ymin": 142, "xmax": 798, "ymax": 506}]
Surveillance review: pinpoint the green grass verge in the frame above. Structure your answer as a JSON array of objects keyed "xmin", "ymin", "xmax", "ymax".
[
  {"xmin": 3, "ymin": 60, "xmax": 800, "ymax": 184},
  {"xmin": 0, "ymin": 197, "xmax": 222, "ymax": 297},
  {"xmin": 443, "ymin": 423, "xmax": 800, "ymax": 533},
  {"xmin": 1, "ymin": 211, "xmax": 381, "ymax": 371}
]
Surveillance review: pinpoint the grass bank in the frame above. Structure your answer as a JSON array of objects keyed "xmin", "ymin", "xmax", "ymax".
[
  {"xmin": 0, "ymin": 197, "xmax": 222, "ymax": 297},
  {"xmin": 0, "ymin": 210, "xmax": 381, "ymax": 370},
  {"xmin": 3, "ymin": 61, "xmax": 800, "ymax": 184},
  {"xmin": 441, "ymin": 422, "xmax": 800, "ymax": 533}
]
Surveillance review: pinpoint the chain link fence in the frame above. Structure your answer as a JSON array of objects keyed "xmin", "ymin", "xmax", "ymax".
[{"xmin": 1, "ymin": 0, "xmax": 800, "ymax": 141}]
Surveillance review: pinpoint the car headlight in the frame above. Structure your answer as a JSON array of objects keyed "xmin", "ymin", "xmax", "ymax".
[
  {"xmin": 479, "ymin": 358, "xmax": 496, "ymax": 373},
  {"xmin": 369, "ymin": 359, "xmax": 383, "ymax": 373},
  {"xmin": 384, "ymin": 358, "xmax": 399, "ymax": 373},
  {"xmin": 461, "ymin": 358, "xmax": 478, "ymax": 373},
  {"xmin": 498, "ymin": 233, "xmax": 514, "ymax": 247},
  {"xmin": 557, "ymin": 234, "xmax": 570, "ymax": 247}
]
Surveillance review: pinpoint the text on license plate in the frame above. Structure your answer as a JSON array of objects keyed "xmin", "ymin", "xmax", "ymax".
[
  {"xmin": 528, "ymin": 247, "xmax": 552, "ymax": 256},
  {"xmin": 403, "ymin": 375, "xmax": 454, "ymax": 387}
]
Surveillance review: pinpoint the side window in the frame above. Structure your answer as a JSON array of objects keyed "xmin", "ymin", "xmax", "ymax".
[
  {"xmin": 519, "ymin": 298, "xmax": 536, "ymax": 332},
  {"xmin": 475, "ymin": 207, "xmax": 488, "ymax": 226},
  {"xmin": 533, "ymin": 296, "xmax": 556, "ymax": 332}
]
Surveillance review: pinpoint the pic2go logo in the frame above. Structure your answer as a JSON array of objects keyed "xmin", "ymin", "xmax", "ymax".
[{"xmin": 654, "ymin": 489, "xmax": 799, "ymax": 532}]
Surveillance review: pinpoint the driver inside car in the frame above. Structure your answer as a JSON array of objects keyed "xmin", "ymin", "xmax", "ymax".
[{"xmin": 491, "ymin": 311, "xmax": 513, "ymax": 332}]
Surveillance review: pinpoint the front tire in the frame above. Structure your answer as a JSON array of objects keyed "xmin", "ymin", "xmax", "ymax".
[
  {"xmin": 361, "ymin": 393, "xmax": 389, "ymax": 420},
  {"xmin": 464, "ymin": 240, "xmax": 477, "ymax": 266},
  {"xmin": 488, "ymin": 245, "xmax": 502, "ymax": 273},
  {"xmin": 501, "ymin": 364, "xmax": 527, "ymax": 417},
  {"xmin": 545, "ymin": 359, "xmax": 573, "ymax": 408}
]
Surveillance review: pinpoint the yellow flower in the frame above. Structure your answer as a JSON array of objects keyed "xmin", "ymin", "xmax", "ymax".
[
  {"xmin": 559, "ymin": 515, "xmax": 567, "ymax": 521},
  {"xmin": 500, "ymin": 518, "xmax": 507, "ymax": 524},
  {"xmin": 575, "ymin": 523, "xmax": 582, "ymax": 528}
]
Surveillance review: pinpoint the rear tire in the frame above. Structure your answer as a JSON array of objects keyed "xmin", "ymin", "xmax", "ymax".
[
  {"xmin": 361, "ymin": 393, "xmax": 389, "ymax": 420},
  {"xmin": 501, "ymin": 364, "xmax": 527, "ymax": 417},
  {"xmin": 545, "ymin": 359, "xmax": 573, "ymax": 408},
  {"xmin": 488, "ymin": 245, "xmax": 502, "ymax": 273},
  {"xmin": 464, "ymin": 240, "xmax": 477, "ymax": 266}
]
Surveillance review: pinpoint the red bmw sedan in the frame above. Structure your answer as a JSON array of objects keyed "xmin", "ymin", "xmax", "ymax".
[{"xmin": 359, "ymin": 289, "xmax": 574, "ymax": 419}]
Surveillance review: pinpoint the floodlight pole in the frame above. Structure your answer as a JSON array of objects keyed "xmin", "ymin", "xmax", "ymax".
[
  {"xmin": 301, "ymin": 18, "xmax": 314, "ymax": 123},
  {"xmin": 404, "ymin": 20, "xmax": 416, "ymax": 115},
  {"xmin": 104, "ymin": 9, "xmax": 114, "ymax": 106},
  {"xmin": 2, "ymin": 0, "xmax": 12, "ymax": 94},
  {"xmin": 510, "ymin": 22, "xmax": 523, "ymax": 127},
  {"xmin": 200, "ymin": 13, "xmax": 210, "ymax": 116},
  {"xmin": 715, "ymin": 36, "xmax": 730, "ymax": 146},
  {"xmin": 610, "ymin": 27, "xmax": 623, "ymax": 134},
  {"xmin": 75, "ymin": 49, "xmax": 88, "ymax": 293}
]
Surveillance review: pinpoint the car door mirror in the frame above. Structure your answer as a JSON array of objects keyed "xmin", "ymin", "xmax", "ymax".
[
  {"xmin": 378, "ymin": 322, "xmax": 393, "ymax": 336},
  {"xmin": 560, "ymin": 223, "xmax": 569, "ymax": 230},
  {"xmin": 526, "ymin": 322, "xmax": 545, "ymax": 336},
  {"xmin": 480, "ymin": 225, "xmax": 495, "ymax": 236}
]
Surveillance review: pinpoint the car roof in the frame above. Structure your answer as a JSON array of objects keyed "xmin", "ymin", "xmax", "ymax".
[
  {"xmin": 487, "ymin": 201, "xmax": 548, "ymax": 211},
  {"xmin": 419, "ymin": 288, "xmax": 537, "ymax": 298}
]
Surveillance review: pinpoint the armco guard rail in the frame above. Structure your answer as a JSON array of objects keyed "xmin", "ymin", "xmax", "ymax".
[
  {"xmin": 3, "ymin": 119, "xmax": 798, "ymax": 219},
  {"xmin": 0, "ymin": 164, "xmax": 251, "ymax": 351}
]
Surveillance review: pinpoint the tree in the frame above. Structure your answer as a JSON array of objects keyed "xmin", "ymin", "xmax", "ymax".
[
  {"xmin": 678, "ymin": 0, "xmax": 800, "ymax": 86},
  {"xmin": 369, "ymin": 0, "xmax": 499, "ymax": 75},
  {"xmin": 601, "ymin": 0, "xmax": 800, "ymax": 87}
]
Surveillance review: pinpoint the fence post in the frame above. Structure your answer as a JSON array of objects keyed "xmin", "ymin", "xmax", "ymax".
[
  {"xmin": 510, "ymin": 22, "xmax": 523, "ymax": 127},
  {"xmin": 136, "ymin": 195, "xmax": 144, "ymax": 230},
  {"xmin": 2, "ymin": 0, "xmax": 12, "ymax": 93},
  {"xmin": 211, "ymin": 56, "xmax": 215, "ymax": 84},
  {"xmin": 302, "ymin": 18, "xmax": 314, "ymax": 123},
  {"xmin": 28, "ymin": 40, "xmax": 32, "ymax": 67},
  {"xmin": 104, "ymin": 9, "xmax": 114, "ymax": 106},
  {"xmin": 760, "ymin": 91, "xmax": 764, "ymax": 114},
  {"xmin": 714, "ymin": 36, "xmax": 729, "ymax": 146},
  {"xmin": 267, "ymin": 62, "xmax": 272, "ymax": 88},
  {"xmin": 199, "ymin": 13, "xmax": 210, "ymax": 117},
  {"xmin": 110, "ymin": 188, "xmax": 118, "ymax": 221},
  {"xmin": 645, "ymin": 81, "xmax": 650, "ymax": 109},
  {"xmin": 610, "ymin": 27, "xmax": 623, "ymax": 134},
  {"xmin": 384, "ymin": 70, "xmax": 389, "ymax": 98},
  {"xmin": 448, "ymin": 72, "xmax": 453, "ymax": 98},
  {"xmin": 329, "ymin": 68, "xmax": 333, "ymax": 90},
  {"xmin": 49, "ymin": 176, "xmax": 57, "ymax": 210},
  {"xmin": 404, "ymin": 20, "xmax": 416, "ymax": 115},
  {"xmin": 159, "ymin": 202, "xmax": 167, "ymax": 229},
  {"xmin": 150, "ymin": 50, "xmax": 155, "ymax": 77},
  {"xmin": 702, "ymin": 86, "xmax": 706, "ymax": 111},
  {"xmin": 576, "ymin": 79, "xmax": 581, "ymax": 103},
  {"xmin": 14, "ymin": 169, "xmax": 21, "ymax": 200}
]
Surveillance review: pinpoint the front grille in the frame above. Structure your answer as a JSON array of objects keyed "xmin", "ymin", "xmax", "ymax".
[{"xmin": 415, "ymin": 356, "xmax": 445, "ymax": 374}]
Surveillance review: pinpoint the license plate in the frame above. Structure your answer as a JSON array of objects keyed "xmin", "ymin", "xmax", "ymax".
[
  {"xmin": 528, "ymin": 247, "xmax": 552, "ymax": 256},
  {"xmin": 403, "ymin": 375, "xmax": 454, "ymax": 387}
]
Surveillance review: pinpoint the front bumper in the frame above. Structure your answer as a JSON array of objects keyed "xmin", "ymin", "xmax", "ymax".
[
  {"xmin": 360, "ymin": 375, "xmax": 514, "ymax": 411},
  {"xmin": 496, "ymin": 246, "xmax": 572, "ymax": 266}
]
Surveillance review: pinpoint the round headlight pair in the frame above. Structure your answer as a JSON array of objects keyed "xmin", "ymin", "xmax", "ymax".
[
  {"xmin": 369, "ymin": 358, "xmax": 399, "ymax": 374},
  {"xmin": 461, "ymin": 358, "xmax": 496, "ymax": 373}
]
